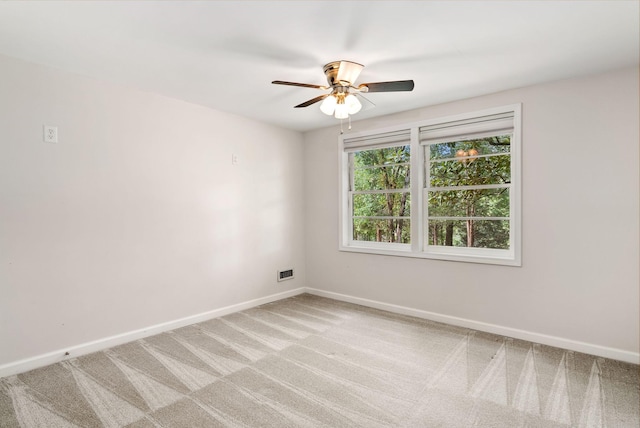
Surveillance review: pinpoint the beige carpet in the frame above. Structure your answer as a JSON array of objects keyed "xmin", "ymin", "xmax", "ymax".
[{"xmin": 1, "ymin": 294, "xmax": 638, "ymax": 427}]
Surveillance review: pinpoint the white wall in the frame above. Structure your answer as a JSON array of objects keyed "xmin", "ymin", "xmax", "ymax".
[
  {"xmin": 0, "ymin": 54, "xmax": 305, "ymax": 368},
  {"xmin": 303, "ymin": 66, "xmax": 639, "ymax": 360},
  {"xmin": 1, "ymin": 54, "xmax": 637, "ymax": 370}
]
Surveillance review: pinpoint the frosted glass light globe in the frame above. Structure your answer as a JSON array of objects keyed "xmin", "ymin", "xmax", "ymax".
[
  {"xmin": 334, "ymin": 103, "xmax": 349, "ymax": 119},
  {"xmin": 320, "ymin": 95, "xmax": 337, "ymax": 115},
  {"xmin": 345, "ymin": 94, "xmax": 362, "ymax": 114}
]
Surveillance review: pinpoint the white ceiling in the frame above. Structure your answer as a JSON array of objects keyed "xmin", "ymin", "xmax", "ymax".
[{"xmin": 0, "ymin": 1, "xmax": 638, "ymax": 132}]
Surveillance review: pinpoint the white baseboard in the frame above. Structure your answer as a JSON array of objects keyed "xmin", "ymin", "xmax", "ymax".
[
  {"xmin": 2, "ymin": 285, "xmax": 637, "ymax": 378},
  {"xmin": 305, "ymin": 288, "xmax": 640, "ymax": 365},
  {"xmin": 0, "ymin": 287, "xmax": 306, "ymax": 378}
]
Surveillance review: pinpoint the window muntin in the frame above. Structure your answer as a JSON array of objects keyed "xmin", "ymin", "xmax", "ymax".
[
  {"xmin": 349, "ymin": 144, "xmax": 411, "ymax": 244},
  {"xmin": 339, "ymin": 105, "xmax": 521, "ymax": 265}
]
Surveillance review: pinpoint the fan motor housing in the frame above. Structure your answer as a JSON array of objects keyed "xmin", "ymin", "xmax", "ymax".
[{"xmin": 323, "ymin": 60, "xmax": 363, "ymax": 87}]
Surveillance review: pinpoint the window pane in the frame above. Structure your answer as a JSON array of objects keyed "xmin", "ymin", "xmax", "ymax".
[
  {"xmin": 353, "ymin": 145, "xmax": 410, "ymax": 191},
  {"xmin": 429, "ymin": 135, "xmax": 510, "ymax": 160},
  {"xmin": 427, "ymin": 219, "xmax": 510, "ymax": 249},
  {"xmin": 353, "ymin": 218, "xmax": 411, "ymax": 244},
  {"xmin": 430, "ymin": 154, "xmax": 510, "ymax": 187},
  {"xmin": 353, "ymin": 193, "xmax": 411, "ymax": 217},
  {"xmin": 428, "ymin": 189, "xmax": 509, "ymax": 218}
]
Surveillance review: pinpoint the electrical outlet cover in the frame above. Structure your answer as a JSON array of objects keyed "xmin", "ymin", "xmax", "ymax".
[{"xmin": 43, "ymin": 125, "xmax": 58, "ymax": 143}]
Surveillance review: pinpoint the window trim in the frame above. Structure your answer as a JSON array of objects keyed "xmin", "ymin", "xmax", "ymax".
[{"xmin": 338, "ymin": 104, "xmax": 522, "ymax": 266}]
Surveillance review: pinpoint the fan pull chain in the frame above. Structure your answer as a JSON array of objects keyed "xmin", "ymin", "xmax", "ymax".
[{"xmin": 339, "ymin": 116, "xmax": 353, "ymax": 135}]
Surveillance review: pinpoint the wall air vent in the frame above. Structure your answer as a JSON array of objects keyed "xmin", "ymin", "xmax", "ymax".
[{"xmin": 277, "ymin": 269, "xmax": 294, "ymax": 282}]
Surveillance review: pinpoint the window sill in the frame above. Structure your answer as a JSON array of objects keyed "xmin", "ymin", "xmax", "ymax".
[{"xmin": 339, "ymin": 243, "xmax": 521, "ymax": 266}]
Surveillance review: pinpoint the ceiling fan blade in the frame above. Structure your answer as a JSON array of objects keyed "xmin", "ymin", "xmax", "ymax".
[
  {"xmin": 295, "ymin": 94, "xmax": 329, "ymax": 108},
  {"xmin": 272, "ymin": 80, "xmax": 328, "ymax": 90},
  {"xmin": 357, "ymin": 80, "xmax": 415, "ymax": 93}
]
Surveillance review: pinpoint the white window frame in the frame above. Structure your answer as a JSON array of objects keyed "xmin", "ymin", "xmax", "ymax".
[{"xmin": 339, "ymin": 104, "xmax": 522, "ymax": 266}]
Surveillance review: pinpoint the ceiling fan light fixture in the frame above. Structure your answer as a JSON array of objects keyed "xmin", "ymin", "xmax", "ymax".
[
  {"xmin": 273, "ymin": 60, "xmax": 414, "ymax": 124},
  {"xmin": 345, "ymin": 94, "xmax": 362, "ymax": 114},
  {"xmin": 320, "ymin": 95, "xmax": 337, "ymax": 115}
]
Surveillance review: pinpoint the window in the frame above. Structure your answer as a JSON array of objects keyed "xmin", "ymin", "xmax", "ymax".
[{"xmin": 339, "ymin": 105, "xmax": 521, "ymax": 265}]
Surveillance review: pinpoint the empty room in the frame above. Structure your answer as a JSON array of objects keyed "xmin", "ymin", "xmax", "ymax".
[{"xmin": 0, "ymin": 1, "xmax": 638, "ymax": 427}]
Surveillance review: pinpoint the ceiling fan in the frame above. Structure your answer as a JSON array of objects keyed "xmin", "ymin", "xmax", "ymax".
[{"xmin": 272, "ymin": 60, "xmax": 414, "ymax": 120}]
